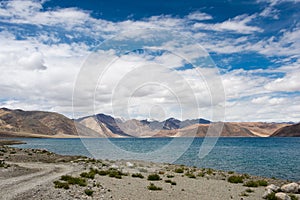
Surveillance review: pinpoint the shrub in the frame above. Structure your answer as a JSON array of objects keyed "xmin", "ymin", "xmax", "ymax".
[
  {"xmin": 257, "ymin": 180, "xmax": 268, "ymax": 186},
  {"xmin": 80, "ymin": 171, "xmax": 95, "ymax": 179},
  {"xmin": 165, "ymin": 180, "xmax": 176, "ymax": 185},
  {"xmin": 228, "ymin": 175, "xmax": 244, "ymax": 183},
  {"xmin": 185, "ymin": 173, "xmax": 196, "ymax": 179},
  {"xmin": 240, "ymin": 192, "xmax": 249, "ymax": 197},
  {"xmin": 228, "ymin": 171, "xmax": 234, "ymax": 174},
  {"xmin": 166, "ymin": 175, "xmax": 174, "ymax": 178},
  {"xmin": 147, "ymin": 174, "xmax": 161, "ymax": 181},
  {"xmin": 84, "ymin": 189, "xmax": 94, "ymax": 196},
  {"xmin": 265, "ymin": 192, "xmax": 276, "ymax": 200},
  {"xmin": 60, "ymin": 175, "xmax": 87, "ymax": 186},
  {"xmin": 197, "ymin": 172, "xmax": 205, "ymax": 177},
  {"xmin": 98, "ymin": 170, "xmax": 109, "ymax": 176},
  {"xmin": 244, "ymin": 180, "xmax": 268, "ymax": 187},
  {"xmin": 244, "ymin": 181, "xmax": 259, "ymax": 187},
  {"xmin": 206, "ymin": 168, "xmax": 214, "ymax": 175},
  {"xmin": 132, "ymin": 173, "xmax": 144, "ymax": 179},
  {"xmin": 243, "ymin": 174, "xmax": 251, "ymax": 179},
  {"xmin": 245, "ymin": 188, "xmax": 254, "ymax": 193},
  {"xmin": 174, "ymin": 168, "xmax": 184, "ymax": 173},
  {"xmin": 108, "ymin": 169, "xmax": 123, "ymax": 179},
  {"xmin": 53, "ymin": 181, "xmax": 70, "ymax": 189},
  {"xmin": 289, "ymin": 194, "xmax": 299, "ymax": 200},
  {"xmin": 147, "ymin": 183, "xmax": 162, "ymax": 190}
]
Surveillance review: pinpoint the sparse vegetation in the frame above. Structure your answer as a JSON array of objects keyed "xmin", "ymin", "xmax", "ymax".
[
  {"xmin": 174, "ymin": 168, "xmax": 184, "ymax": 173},
  {"xmin": 245, "ymin": 188, "xmax": 254, "ymax": 193},
  {"xmin": 243, "ymin": 180, "xmax": 268, "ymax": 187},
  {"xmin": 185, "ymin": 173, "xmax": 196, "ymax": 178},
  {"xmin": 206, "ymin": 168, "xmax": 214, "ymax": 175},
  {"xmin": 132, "ymin": 173, "xmax": 144, "ymax": 179},
  {"xmin": 289, "ymin": 194, "xmax": 299, "ymax": 200},
  {"xmin": 53, "ymin": 180, "xmax": 70, "ymax": 189},
  {"xmin": 265, "ymin": 192, "xmax": 276, "ymax": 200},
  {"xmin": 228, "ymin": 175, "xmax": 244, "ymax": 183},
  {"xmin": 197, "ymin": 172, "xmax": 205, "ymax": 177},
  {"xmin": 84, "ymin": 189, "xmax": 94, "ymax": 196},
  {"xmin": 165, "ymin": 179, "xmax": 176, "ymax": 185},
  {"xmin": 147, "ymin": 174, "xmax": 161, "ymax": 181},
  {"xmin": 166, "ymin": 174, "xmax": 174, "ymax": 178},
  {"xmin": 80, "ymin": 169, "xmax": 97, "ymax": 179},
  {"xmin": 240, "ymin": 192, "xmax": 249, "ymax": 197},
  {"xmin": 60, "ymin": 175, "xmax": 87, "ymax": 186},
  {"xmin": 147, "ymin": 183, "xmax": 162, "ymax": 190}
]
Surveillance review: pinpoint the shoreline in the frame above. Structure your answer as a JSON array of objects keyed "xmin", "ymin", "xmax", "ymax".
[{"xmin": 1, "ymin": 144, "xmax": 299, "ymax": 199}]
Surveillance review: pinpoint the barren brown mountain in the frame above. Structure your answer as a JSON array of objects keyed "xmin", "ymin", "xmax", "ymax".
[{"xmin": 271, "ymin": 122, "xmax": 300, "ymax": 137}]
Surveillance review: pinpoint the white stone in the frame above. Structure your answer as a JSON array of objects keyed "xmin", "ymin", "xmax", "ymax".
[
  {"xmin": 275, "ymin": 192, "xmax": 291, "ymax": 200},
  {"xmin": 281, "ymin": 182, "xmax": 299, "ymax": 193},
  {"xmin": 110, "ymin": 164, "xmax": 118, "ymax": 169},
  {"xmin": 126, "ymin": 162, "xmax": 134, "ymax": 168},
  {"xmin": 266, "ymin": 184, "xmax": 280, "ymax": 192}
]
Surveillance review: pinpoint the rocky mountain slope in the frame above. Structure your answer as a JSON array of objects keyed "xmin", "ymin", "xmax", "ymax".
[
  {"xmin": 0, "ymin": 108, "xmax": 99, "ymax": 138},
  {"xmin": 271, "ymin": 123, "xmax": 300, "ymax": 137},
  {"xmin": 0, "ymin": 108, "xmax": 296, "ymax": 138}
]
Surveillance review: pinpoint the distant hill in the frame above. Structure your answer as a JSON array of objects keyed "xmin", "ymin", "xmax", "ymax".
[
  {"xmin": 0, "ymin": 107, "xmax": 296, "ymax": 138},
  {"xmin": 0, "ymin": 108, "xmax": 99, "ymax": 138},
  {"xmin": 271, "ymin": 123, "xmax": 300, "ymax": 137}
]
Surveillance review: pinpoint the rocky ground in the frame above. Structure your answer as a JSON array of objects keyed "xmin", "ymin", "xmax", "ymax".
[{"xmin": 0, "ymin": 141, "xmax": 299, "ymax": 200}]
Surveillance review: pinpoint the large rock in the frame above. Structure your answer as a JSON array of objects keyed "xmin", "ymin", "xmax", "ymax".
[
  {"xmin": 281, "ymin": 182, "xmax": 299, "ymax": 193},
  {"xmin": 275, "ymin": 192, "xmax": 291, "ymax": 200},
  {"xmin": 266, "ymin": 184, "xmax": 280, "ymax": 192}
]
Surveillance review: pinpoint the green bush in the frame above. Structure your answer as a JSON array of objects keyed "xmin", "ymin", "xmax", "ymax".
[
  {"xmin": 165, "ymin": 180, "xmax": 176, "ymax": 185},
  {"xmin": 197, "ymin": 172, "xmax": 205, "ymax": 177},
  {"xmin": 228, "ymin": 171, "xmax": 234, "ymax": 174},
  {"xmin": 132, "ymin": 173, "xmax": 144, "ymax": 179},
  {"xmin": 147, "ymin": 183, "xmax": 162, "ymax": 190},
  {"xmin": 265, "ymin": 192, "xmax": 276, "ymax": 200},
  {"xmin": 245, "ymin": 188, "xmax": 254, "ymax": 193},
  {"xmin": 98, "ymin": 170, "xmax": 109, "ymax": 176},
  {"xmin": 80, "ymin": 171, "xmax": 95, "ymax": 179},
  {"xmin": 108, "ymin": 169, "xmax": 123, "ymax": 179},
  {"xmin": 257, "ymin": 180, "xmax": 268, "ymax": 186},
  {"xmin": 244, "ymin": 180, "xmax": 268, "ymax": 187},
  {"xmin": 174, "ymin": 168, "xmax": 184, "ymax": 173},
  {"xmin": 166, "ymin": 175, "xmax": 174, "ymax": 178},
  {"xmin": 84, "ymin": 189, "xmax": 94, "ymax": 196},
  {"xmin": 147, "ymin": 174, "xmax": 161, "ymax": 181},
  {"xmin": 60, "ymin": 175, "xmax": 87, "ymax": 186},
  {"xmin": 228, "ymin": 175, "xmax": 244, "ymax": 183},
  {"xmin": 244, "ymin": 181, "xmax": 259, "ymax": 187},
  {"xmin": 289, "ymin": 194, "xmax": 299, "ymax": 200},
  {"xmin": 53, "ymin": 181, "xmax": 70, "ymax": 189},
  {"xmin": 206, "ymin": 168, "xmax": 214, "ymax": 175},
  {"xmin": 185, "ymin": 173, "xmax": 196, "ymax": 178}
]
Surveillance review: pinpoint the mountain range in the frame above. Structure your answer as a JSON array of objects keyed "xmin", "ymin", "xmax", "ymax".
[{"xmin": 0, "ymin": 108, "xmax": 298, "ymax": 138}]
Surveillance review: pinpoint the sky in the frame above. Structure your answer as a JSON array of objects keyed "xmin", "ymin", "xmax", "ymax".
[{"xmin": 0, "ymin": 0, "xmax": 300, "ymax": 122}]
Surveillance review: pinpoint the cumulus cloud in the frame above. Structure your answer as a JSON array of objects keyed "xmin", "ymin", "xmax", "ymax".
[
  {"xmin": 194, "ymin": 14, "xmax": 263, "ymax": 34},
  {"xmin": 0, "ymin": 0, "xmax": 299, "ymax": 122}
]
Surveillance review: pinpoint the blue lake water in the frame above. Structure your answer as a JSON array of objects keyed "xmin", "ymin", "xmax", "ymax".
[{"xmin": 11, "ymin": 137, "xmax": 300, "ymax": 181}]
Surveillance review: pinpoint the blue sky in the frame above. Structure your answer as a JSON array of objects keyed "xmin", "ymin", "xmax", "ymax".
[{"xmin": 0, "ymin": 0, "xmax": 299, "ymax": 122}]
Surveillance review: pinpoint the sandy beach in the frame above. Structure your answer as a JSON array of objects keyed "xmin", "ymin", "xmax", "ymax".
[{"xmin": 0, "ymin": 141, "xmax": 299, "ymax": 200}]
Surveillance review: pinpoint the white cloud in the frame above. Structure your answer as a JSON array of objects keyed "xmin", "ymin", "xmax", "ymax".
[
  {"xmin": 186, "ymin": 11, "xmax": 212, "ymax": 21},
  {"xmin": 0, "ymin": 0, "xmax": 299, "ymax": 122},
  {"xmin": 194, "ymin": 14, "xmax": 263, "ymax": 34}
]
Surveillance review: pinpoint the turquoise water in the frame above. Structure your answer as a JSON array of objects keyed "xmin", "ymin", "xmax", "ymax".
[{"xmin": 11, "ymin": 137, "xmax": 300, "ymax": 181}]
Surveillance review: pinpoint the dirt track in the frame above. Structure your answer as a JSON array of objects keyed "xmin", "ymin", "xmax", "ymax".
[{"xmin": 0, "ymin": 162, "xmax": 75, "ymax": 200}]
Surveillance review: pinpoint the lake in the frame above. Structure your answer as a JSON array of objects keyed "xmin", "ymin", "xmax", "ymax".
[{"xmin": 11, "ymin": 137, "xmax": 300, "ymax": 181}]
